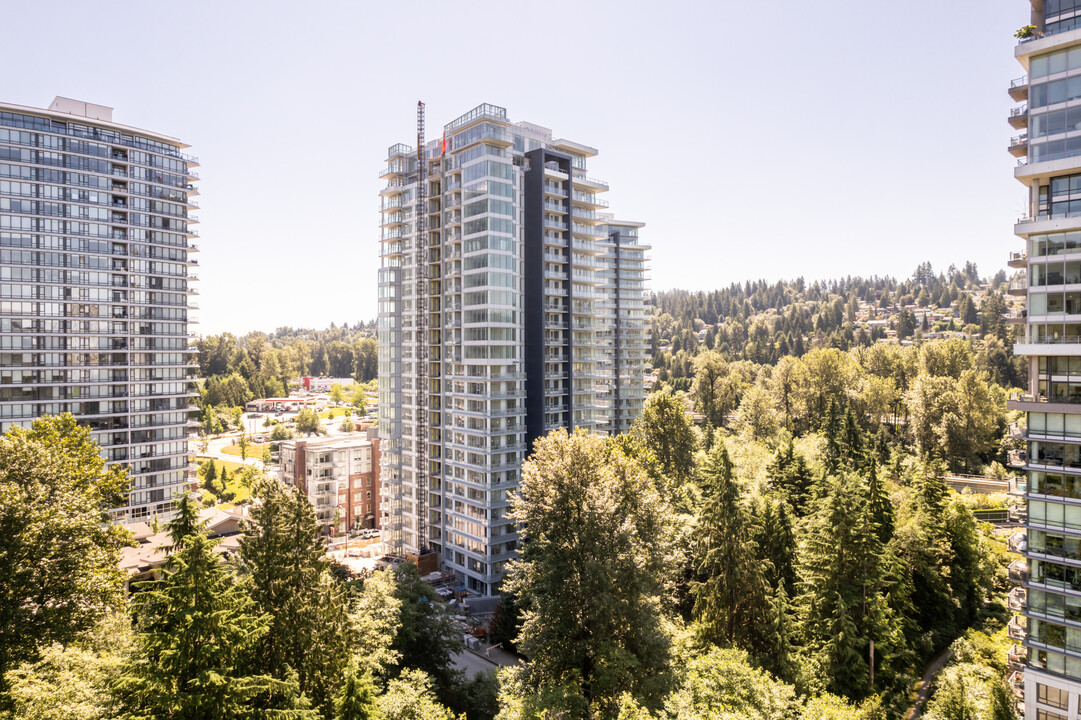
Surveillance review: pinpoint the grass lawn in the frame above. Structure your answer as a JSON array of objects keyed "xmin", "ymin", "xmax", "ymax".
[
  {"xmin": 220, "ymin": 442, "xmax": 270, "ymax": 460},
  {"xmin": 319, "ymin": 407, "xmax": 355, "ymax": 420},
  {"xmin": 196, "ymin": 457, "xmax": 254, "ymax": 504}
]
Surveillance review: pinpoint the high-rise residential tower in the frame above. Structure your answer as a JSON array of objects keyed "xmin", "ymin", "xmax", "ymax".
[
  {"xmin": 378, "ymin": 103, "xmax": 650, "ymax": 595},
  {"xmin": 0, "ymin": 97, "xmax": 199, "ymax": 523}
]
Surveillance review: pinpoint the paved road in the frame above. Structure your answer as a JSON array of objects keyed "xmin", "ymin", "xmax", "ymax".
[
  {"xmin": 200, "ymin": 436, "xmax": 265, "ymax": 470},
  {"xmin": 452, "ymin": 649, "xmax": 501, "ymax": 679},
  {"xmin": 451, "ymin": 645, "xmax": 519, "ymax": 679}
]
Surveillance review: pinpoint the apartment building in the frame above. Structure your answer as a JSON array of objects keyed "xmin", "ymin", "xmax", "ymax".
[
  {"xmin": 278, "ymin": 427, "xmax": 381, "ymax": 535},
  {"xmin": 377, "ymin": 103, "xmax": 650, "ymax": 595},
  {"xmin": 0, "ymin": 97, "xmax": 199, "ymax": 523},
  {"xmin": 1007, "ymin": 4, "xmax": 1081, "ymax": 718}
]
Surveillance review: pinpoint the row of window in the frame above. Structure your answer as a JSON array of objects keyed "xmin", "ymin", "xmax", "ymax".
[
  {"xmin": 0, "ymin": 129, "xmax": 187, "ymax": 172},
  {"xmin": 0, "ymin": 112, "xmax": 187, "ymax": 162}
]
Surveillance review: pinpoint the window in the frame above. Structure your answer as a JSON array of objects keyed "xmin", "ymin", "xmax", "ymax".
[
  {"xmin": 1038, "ymin": 709, "xmax": 1068, "ymax": 720},
  {"xmin": 1038, "ymin": 683, "xmax": 1070, "ymax": 710}
]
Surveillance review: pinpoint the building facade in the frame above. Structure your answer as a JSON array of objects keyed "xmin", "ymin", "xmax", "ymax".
[
  {"xmin": 1008, "ymin": 5, "xmax": 1081, "ymax": 718},
  {"xmin": 279, "ymin": 428, "xmax": 381, "ymax": 534},
  {"xmin": 0, "ymin": 97, "xmax": 198, "ymax": 523},
  {"xmin": 377, "ymin": 103, "xmax": 650, "ymax": 595}
]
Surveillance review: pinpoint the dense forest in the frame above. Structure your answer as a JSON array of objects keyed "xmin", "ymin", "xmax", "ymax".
[
  {"xmin": 0, "ymin": 262, "xmax": 1024, "ymax": 719},
  {"xmin": 196, "ymin": 323, "xmax": 377, "ymax": 408},
  {"xmin": 1, "ymin": 387, "xmax": 1014, "ymax": 719},
  {"xmin": 650, "ymin": 262, "xmax": 1021, "ymax": 388}
]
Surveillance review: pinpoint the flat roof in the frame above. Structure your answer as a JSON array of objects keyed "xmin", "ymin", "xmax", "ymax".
[{"xmin": 0, "ymin": 98, "xmax": 190, "ymax": 149}]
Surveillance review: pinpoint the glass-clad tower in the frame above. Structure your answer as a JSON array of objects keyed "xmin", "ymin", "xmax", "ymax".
[
  {"xmin": 0, "ymin": 97, "xmax": 199, "ymax": 523},
  {"xmin": 377, "ymin": 104, "xmax": 649, "ymax": 595}
]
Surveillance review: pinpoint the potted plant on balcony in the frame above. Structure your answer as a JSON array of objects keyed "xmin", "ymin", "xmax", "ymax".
[{"xmin": 1016, "ymin": 24, "xmax": 1037, "ymax": 39}]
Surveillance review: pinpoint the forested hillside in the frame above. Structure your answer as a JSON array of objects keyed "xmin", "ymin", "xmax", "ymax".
[
  {"xmin": 196, "ymin": 323, "xmax": 377, "ymax": 407},
  {"xmin": 650, "ymin": 262, "xmax": 1020, "ymax": 387}
]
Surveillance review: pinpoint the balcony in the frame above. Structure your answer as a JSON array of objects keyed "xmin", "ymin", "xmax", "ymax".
[
  {"xmin": 1007, "ymin": 670, "xmax": 1025, "ymax": 700},
  {"xmin": 1008, "ymin": 250, "xmax": 1028, "ymax": 268},
  {"xmin": 1008, "ymin": 614, "xmax": 1028, "ymax": 642},
  {"xmin": 1009, "ymin": 134, "xmax": 1029, "ymax": 158},
  {"xmin": 1007, "ymin": 644, "xmax": 1027, "ymax": 671},
  {"xmin": 1007, "ymin": 449, "xmax": 1028, "ymax": 468},
  {"xmin": 1009, "ymin": 503, "xmax": 1028, "ymax": 523},
  {"xmin": 1008, "ymin": 531, "xmax": 1028, "ymax": 554},
  {"xmin": 1008, "ymin": 559, "xmax": 1030, "ymax": 583},
  {"xmin": 1009, "ymin": 75, "xmax": 1029, "ymax": 102},
  {"xmin": 1007, "ymin": 276, "xmax": 1027, "ymax": 295},
  {"xmin": 1009, "ymin": 105, "xmax": 1029, "ymax": 130},
  {"xmin": 1006, "ymin": 307, "xmax": 1028, "ymax": 325}
]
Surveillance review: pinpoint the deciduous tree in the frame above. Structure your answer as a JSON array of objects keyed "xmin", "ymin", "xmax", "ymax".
[{"xmin": 0, "ymin": 415, "xmax": 130, "ymax": 687}]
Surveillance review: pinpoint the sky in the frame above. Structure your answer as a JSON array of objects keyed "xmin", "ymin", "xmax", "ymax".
[{"xmin": 3, "ymin": 0, "xmax": 1026, "ymax": 335}]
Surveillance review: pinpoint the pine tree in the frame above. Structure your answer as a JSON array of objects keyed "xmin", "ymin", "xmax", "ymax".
[
  {"xmin": 240, "ymin": 477, "xmax": 354, "ymax": 717},
  {"xmin": 692, "ymin": 445, "xmax": 770, "ymax": 652}
]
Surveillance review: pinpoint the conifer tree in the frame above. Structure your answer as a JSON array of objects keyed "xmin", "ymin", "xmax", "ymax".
[
  {"xmin": 334, "ymin": 657, "xmax": 383, "ymax": 720},
  {"xmin": 503, "ymin": 428, "xmax": 678, "ymax": 714},
  {"xmin": 692, "ymin": 445, "xmax": 770, "ymax": 653},
  {"xmin": 843, "ymin": 408, "xmax": 863, "ymax": 467},
  {"xmin": 116, "ymin": 494, "xmax": 316, "ymax": 719},
  {"xmin": 759, "ymin": 584, "xmax": 798, "ymax": 685},
  {"xmin": 767, "ymin": 439, "xmax": 814, "ymax": 515},
  {"xmin": 822, "ymin": 399, "xmax": 844, "ymax": 474},
  {"xmin": 798, "ymin": 475, "xmax": 898, "ymax": 699},
  {"xmin": 755, "ymin": 496, "xmax": 798, "ymax": 596},
  {"xmin": 987, "ymin": 678, "xmax": 1016, "ymax": 720},
  {"xmin": 239, "ymin": 477, "xmax": 354, "ymax": 717},
  {"xmin": 865, "ymin": 458, "xmax": 894, "ymax": 544}
]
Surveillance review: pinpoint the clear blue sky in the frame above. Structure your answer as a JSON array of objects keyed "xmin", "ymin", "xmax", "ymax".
[{"xmin": 4, "ymin": 0, "xmax": 1025, "ymax": 335}]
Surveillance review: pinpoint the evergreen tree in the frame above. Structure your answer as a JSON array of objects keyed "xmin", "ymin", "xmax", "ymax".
[
  {"xmin": 116, "ymin": 494, "xmax": 316, "ymax": 719},
  {"xmin": 239, "ymin": 477, "xmax": 354, "ymax": 717},
  {"xmin": 987, "ymin": 678, "xmax": 1016, "ymax": 720},
  {"xmin": 503, "ymin": 428, "xmax": 678, "ymax": 714},
  {"xmin": 389, "ymin": 563, "xmax": 460, "ymax": 697},
  {"xmin": 865, "ymin": 458, "xmax": 894, "ymax": 545},
  {"xmin": 755, "ymin": 496, "xmax": 798, "ymax": 596},
  {"xmin": 843, "ymin": 408, "xmax": 863, "ymax": 468},
  {"xmin": 822, "ymin": 399, "xmax": 845, "ymax": 475},
  {"xmin": 334, "ymin": 657, "xmax": 383, "ymax": 720},
  {"xmin": 692, "ymin": 445, "xmax": 770, "ymax": 654},
  {"xmin": 798, "ymin": 475, "xmax": 899, "ymax": 699},
  {"xmin": 767, "ymin": 439, "xmax": 815, "ymax": 516},
  {"xmin": 759, "ymin": 584, "xmax": 797, "ymax": 685}
]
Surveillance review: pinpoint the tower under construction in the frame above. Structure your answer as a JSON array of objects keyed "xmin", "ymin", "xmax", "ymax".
[{"xmin": 377, "ymin": 103, "xmax": 650, "ymax": 595}]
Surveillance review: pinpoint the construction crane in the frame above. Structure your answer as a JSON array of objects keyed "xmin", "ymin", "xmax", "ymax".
[{"xmin": 414, "ymin": 101, "xmax": 429, "ymax": 554}]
